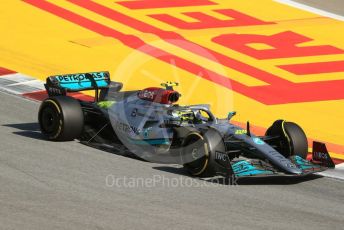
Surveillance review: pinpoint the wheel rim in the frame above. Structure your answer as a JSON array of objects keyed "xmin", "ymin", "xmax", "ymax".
[
  {"xmin": 183, "ymin": 133, "xmax": 208, "ymax": 175},
  {"xmin": 40, "ymin": 106, "xmax": 60, "ymax": 135}
]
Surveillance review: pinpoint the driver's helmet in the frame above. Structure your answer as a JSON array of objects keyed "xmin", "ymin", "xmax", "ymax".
[{"xmin": 194, "ymin": 110, "xmax": 206, "ymax": 123}]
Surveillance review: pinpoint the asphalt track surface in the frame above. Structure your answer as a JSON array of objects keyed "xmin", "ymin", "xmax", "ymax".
[{"xmin": 1, "ymin": 91, "xmax": 344, "ymax": 230}]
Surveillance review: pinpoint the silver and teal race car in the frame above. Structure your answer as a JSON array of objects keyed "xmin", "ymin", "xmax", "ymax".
[{"xmin": 38, "ymin": 71, "xmax": 335, "ymax": 182}]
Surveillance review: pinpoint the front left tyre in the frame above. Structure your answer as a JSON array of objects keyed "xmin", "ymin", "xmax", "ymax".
[
  {"xmin": 182, "ymin": 132, "xmax": 210, "ymax": 176},
  {"xmin": 179, "ymin": 128, "xmax": 231, "ymax": 178},
  {"xmin": 38, "ymin": 96, "xmax": 84, "ymax": 141}
]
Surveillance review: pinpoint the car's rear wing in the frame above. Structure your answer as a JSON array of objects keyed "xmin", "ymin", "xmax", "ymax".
[{"xmin": 44, "ymin": 71, "xmax": 110, "ymax": 101}]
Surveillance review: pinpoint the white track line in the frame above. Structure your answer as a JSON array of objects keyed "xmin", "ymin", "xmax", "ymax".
[
  {"xmin": 318, "ymin": 163, "xmax": 344, "ymax": 180},
  {"xmin": 275, "ymin": 0, "xmax": 344, "ymax": 21},
  {"xmin": 7, "ymin": 80, "xmax": 41, "ymax": 86},
  {"xmin": 0, "ymin": 73, "xmax": 32, "ymax": 81},
  {"xmin": 0, "ymin": 73, "xmax": 44, "ymax": 94}
]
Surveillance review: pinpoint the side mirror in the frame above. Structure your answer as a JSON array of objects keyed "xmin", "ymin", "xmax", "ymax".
[{"xmin": 227, "ymin": 111, "xmax": 236, "ymax": 120}]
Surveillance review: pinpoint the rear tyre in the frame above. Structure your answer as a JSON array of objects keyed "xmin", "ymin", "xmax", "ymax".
[
  {"xmin": 266, "ymin": 120, "xmax": 308, "ymax": 159},
  {"xmin": 38, "ymin": 96, "xmax": 84, "ymax": 141}
]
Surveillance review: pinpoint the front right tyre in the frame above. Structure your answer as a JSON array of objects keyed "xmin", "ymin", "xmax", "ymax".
[{"xmin": 265, "ymin": 120, "xmax": 308, "ymax": 159}]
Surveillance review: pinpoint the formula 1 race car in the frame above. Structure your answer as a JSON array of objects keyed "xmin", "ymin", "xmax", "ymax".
[{"xmin": 38, "ymin": 71, "xmax": 335, "ymax": 181}]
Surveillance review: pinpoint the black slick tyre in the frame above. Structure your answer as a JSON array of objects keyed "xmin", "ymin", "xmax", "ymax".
[
  {"xmin": 38, "ymin": 96, "xmax": 84, "ymax": 141},
  {"xmin": 266, "ymin": 120, "xmax": 308, "ymax": 159}
]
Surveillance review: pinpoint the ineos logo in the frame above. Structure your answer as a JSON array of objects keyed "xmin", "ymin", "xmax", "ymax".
[
  {"xmin": 139, "ymin": 90, "xmax": 155, "ymax": 99},
  {"xmin": 314, "ymin": 152, "xmax": 328, "ymax": 160}
]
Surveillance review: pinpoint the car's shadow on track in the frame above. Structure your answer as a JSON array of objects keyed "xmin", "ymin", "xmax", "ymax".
[
  {"xmin": 5, "ymin": 122, "xmax": 326, "ymax": 185},
  {"xmin": 153, "ymin": 166, "xmax": 324, "ymax": 185},
  {"xmin": 3, "ymin": 122, "xmax": 45, "ymax": 140},
  {"xmin": 234, "ymin": 174, "xmax": 323, "ymax": 185},
  {"xmin": 4, "ymin": 122, "xmax": 146, "ymax": 162}
]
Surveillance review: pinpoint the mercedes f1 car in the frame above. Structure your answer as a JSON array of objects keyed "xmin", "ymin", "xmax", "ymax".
[{"xmin": 38, "ymin": 71, "xmax": 335, "ymax": 181}]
